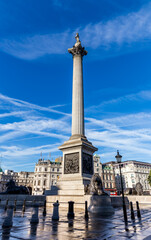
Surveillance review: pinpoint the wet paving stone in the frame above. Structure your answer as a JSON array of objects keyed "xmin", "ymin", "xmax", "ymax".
[{"xmin": 0, "ymin": 206, "xmax": 151, "ymax": 239}]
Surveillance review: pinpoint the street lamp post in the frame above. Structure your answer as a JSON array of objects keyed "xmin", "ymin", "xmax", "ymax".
[{"xmin": 115, "ymin": 150, "xmax": 128, "ymax": 224}]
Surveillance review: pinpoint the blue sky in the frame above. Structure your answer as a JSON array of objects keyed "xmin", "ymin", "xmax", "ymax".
[{"xmin": 1, "ymin": 0, "xmax": 151, "ymax": 171}]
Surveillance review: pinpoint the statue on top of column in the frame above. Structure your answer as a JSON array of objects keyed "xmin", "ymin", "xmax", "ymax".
[
  {"xmin": 75, "ymin": 33, "xmax": 81, "ymax": 47},
  {"xmin": 68, "ymin": 33, "xmax": 87, "ymax": 56}
]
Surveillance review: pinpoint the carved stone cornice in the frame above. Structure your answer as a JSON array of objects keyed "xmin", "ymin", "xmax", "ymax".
[{"xmin": 68, "ymin": 33, "xmax": 87, "ymax": 57}]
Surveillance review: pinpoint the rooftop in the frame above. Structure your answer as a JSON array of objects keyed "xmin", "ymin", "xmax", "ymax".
[{"xmin": 113, "ymin": 160, "xmax": 151, "ymax": 166}]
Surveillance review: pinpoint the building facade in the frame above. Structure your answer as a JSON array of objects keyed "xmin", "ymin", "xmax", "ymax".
[
  {"xmin": 93, "ymin": 154, "xmax": 102, "ymax": 176},
  {"xmin": 0, "ymin": 168, "xmax": 12, "ymax": 192},
  {"xmin": 33, "ymin": 157, "xmax": 62, "ymax": 195},
  {"xmin": 14, "ymin": 171, "xmax": 34, "ymax": 194},
  {"xmin": 93, "ymin": 155, "xmax": 117, "ymax": 193},
  {"xmin": 1, "ymin": 169, "xmax": 34, "ymax": 194},
  {"xmin": 102, "ymin": 162, "xmax": 116, "ymax": 191},
  {"xmin": 114, "ymin": 160, "xmax": 151, "ymax": 193}
]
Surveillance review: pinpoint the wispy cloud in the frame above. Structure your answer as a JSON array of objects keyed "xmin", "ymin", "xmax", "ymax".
[
  {"xmin": 81, "ymin": 2, "xmax": 151, "ymax": 48},
  {"xmin": 0, "ymin": 111, "xmax": 28, "ymax": 118},
  {"xmin": 0, "ymin": 2, "xmax": 151, "ymax": 59},
  {"xmin": 86, "ymin": 112, "xmax": 151, "ymax": 162},
  {"xmin": 0, "ymin": 143, "xmax": 60, "ymax": 158},
  {"xmin": 0, "ymin": 31, "xmax": 72, "ymax": 60},
  {"xmin": 0, "ymin": 93, "xmax": 71, "ymax": 162},
  {"xmin": 86, "ymin": 89, "xmax": 151, "ymax": 113},
  {"xmin": 1, "ymin": 90, "xmax": 151, "ymax": 169},
  {"xmin": 0, "ymin": 93, "xmax": 70, "ymax": 116}
]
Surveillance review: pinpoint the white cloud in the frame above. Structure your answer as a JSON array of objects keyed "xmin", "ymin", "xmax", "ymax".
[
  {"xmin": 1, "ymin": 90, "xmax": 151, "ymax": 167},
  {"xmin": 0, "ymin": 93, "xmax": 71, "ymax": 148},
  {"xmin": 0, "ymin": 143, "xmax": 60, "ymax": 158},
  {"xmin": 86, "ymin": 111, "xmax": 151, "ymax": 162},
  {"xmin": 138, "ymin": 90, "xmax": 151, "ymax": 100},
  {"xmin": 86, "ymin": 89, "xmax": 151, "ymax": 114},
  {"xmin": 0, "ymin": 31, "xmax": 72, "ymax": 60},
  {"xmin": 0, "ymin": 93, "xmax": 70, "ymax": 116},
  {"xmin": 0, "ymin": 111, "xmax": 28, "ymax": 118},
  {"xmin": 0, "ymin": 3, "xmax": 151, "ymax": 59},
  {"xmin": 81, "ymin": 3, "xmax": 151, "ymax": 48}
]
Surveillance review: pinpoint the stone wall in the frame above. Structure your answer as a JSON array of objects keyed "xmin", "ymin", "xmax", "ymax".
[
  {"xmin": 46, "ymin": 195, "xmax": 129, "ymax": 210},
  {"xmin": 111, "ymin": 195, "xmax": 151, "ymax": 208},
  {"xmin": 127, "ymin": 195, "xmax": 151, "ymax": 206},
  {"xmin": 0, "ymin": 194, "xmax": 45, "ymax": 206},
  {"xmin": 0, "ymin": 194, "xmax": 150, "ymax": 209}
]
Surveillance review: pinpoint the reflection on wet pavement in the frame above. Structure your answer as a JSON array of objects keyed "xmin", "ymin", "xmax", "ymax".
[{"xmin": 0, "ymin": 205, "xmax": 151, "ymax": 239}]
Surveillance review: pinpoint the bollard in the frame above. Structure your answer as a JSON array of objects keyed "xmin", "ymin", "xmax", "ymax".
[
  {"xmin": 67, "ymin": 201, "xmax": 74, "ymax": 219},
  {"xmin": 43, "ymin": 200, "xmax": 46, "ymax": 216},
  {"xmin": 136, "ymin": 201, "xmax": 141, "ymax": 219},
  {"xmin": 30, "ymin": 203, "xmax": 39, "ymax": 224},
  {"xmin": 14, "ymin": 199, "xmax": 17, "ymax": 212},
  {"xmin": 2, "ymin": 205, "xmax": 14, "ymax": 228},
  {"xmin": 5, "ymin": 199, "xmax": 9, "ymax": 212},
  {"xmin": 52, "ymin": 200, "xmax": 59, "ymax": 221},
  {"xmin": 130, "ymin": 202, "xmax": 135, "ymax": 221},
  {"xmin": 84, "ymin": 201, "xmax": 89, "ymax": 219},
  {"xmin": 22, "ymin": 199, "xmax": 26, "ymax": 213}
]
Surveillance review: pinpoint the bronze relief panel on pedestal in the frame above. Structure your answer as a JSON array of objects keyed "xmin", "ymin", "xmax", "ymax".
[
  {"xmin": 64, "ymin": 152, "xmax": 79, "ymax": 174},
  {"xmin": 82, "ymin": 152, "xmax": 93, "ymax": 175}
]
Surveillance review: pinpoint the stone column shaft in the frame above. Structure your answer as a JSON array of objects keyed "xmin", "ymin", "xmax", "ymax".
[
  {"xmin": 72, "ymin": 54, "xmax": 84, "ymax": 136},
  {"xmin": 68, "ymin": 33, "xmax": 87, "ymax": 138}
]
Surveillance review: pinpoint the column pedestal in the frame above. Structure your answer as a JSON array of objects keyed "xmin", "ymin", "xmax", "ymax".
[{"xmin": 58, "ymin": 136, "xmax": 97, "ymax": 196}]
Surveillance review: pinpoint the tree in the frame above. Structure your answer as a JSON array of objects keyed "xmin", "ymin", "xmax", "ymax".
[{"xmin": 148, "ymin": 170, "xmax": 151, "ymax": 186}]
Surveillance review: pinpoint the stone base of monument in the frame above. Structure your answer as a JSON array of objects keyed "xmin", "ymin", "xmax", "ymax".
[
  {"xmin": 46, "ymin": 194, "xmax": 116, "ymax": 213},
  {"xmin": 88, "ymin": 195, "xmax": 114, "ymax": 216},
  {"xmin": 58, "ymin": 135, "xmax": 97, "ymax": 196},
  {"xmin": 57, "ymin": 176, "xmax": 90, "ymax": 196}
]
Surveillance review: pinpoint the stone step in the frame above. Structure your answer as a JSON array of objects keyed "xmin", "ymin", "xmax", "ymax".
[
  {"xmin": 58, "ymin": 184, "xmax": 85, "ymax": 190},
  {"xmin": 58, "ymin": 189, "xmax": 85, "ymax": 196}
]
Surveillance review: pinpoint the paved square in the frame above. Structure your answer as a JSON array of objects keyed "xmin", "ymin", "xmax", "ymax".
[{"xmin": 0, "ymin": 205, "xmax": 151, "ymax": 239}]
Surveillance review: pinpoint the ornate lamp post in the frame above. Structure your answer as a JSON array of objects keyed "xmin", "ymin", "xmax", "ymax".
[{"xmin": 115, "ymin": 150, "xmax": 128, "ymax": 224}]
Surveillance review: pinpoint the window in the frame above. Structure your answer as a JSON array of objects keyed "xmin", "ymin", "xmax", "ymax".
[
  {"xmin": 57, "ymin": 168, "xmax": 59, "ymax": 172},
  {"xmin": 43, "ymin": 180, "xmax": 47, "ymax": 186},
  {"xmin": 39, "ymin": 168, "xmax": 41, "ymax": 172},
  {"xmin": 45, "ymin": 168, "xmax": 47, "ymax": 171},
  {"xmin": 52, "ymin": 168, "xmax": 54, "ymax": 171},
  {"xmin": 38, "ymin": 180, "xmax": 40, "ymax": 186}
]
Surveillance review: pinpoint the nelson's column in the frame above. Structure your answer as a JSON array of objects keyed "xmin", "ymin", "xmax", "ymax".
[{"xmin": 58, "ymin": 33, "xmax": 97, "ymax": 196}]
